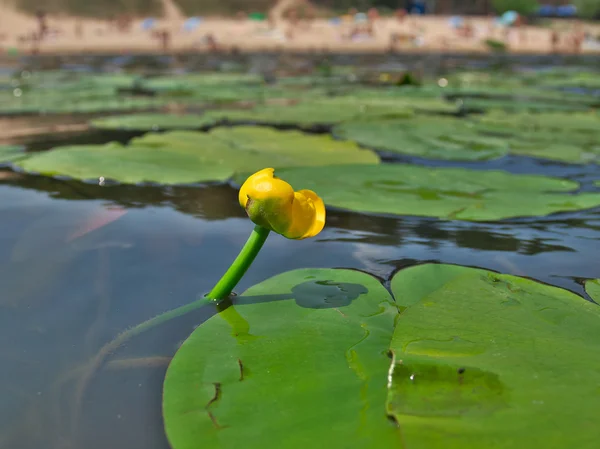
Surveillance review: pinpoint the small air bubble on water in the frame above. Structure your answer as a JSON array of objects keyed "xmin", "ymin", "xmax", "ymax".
[{"xmin": 13, "ymin": 88, "xmax": 22, "ymax": 97}]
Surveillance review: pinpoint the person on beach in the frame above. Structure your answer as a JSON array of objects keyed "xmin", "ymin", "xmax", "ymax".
[
  {"xmin": 35, "ymin": 9, "xmax": 48, "ymax": 40},
  {"xmin": 550, "ymin": 29, "xmax": 560, "ymax": 53}
]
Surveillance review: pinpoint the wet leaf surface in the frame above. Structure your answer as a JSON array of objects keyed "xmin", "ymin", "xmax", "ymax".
[
  {"xmin": 163, "ymin": 269, "xmax": 401, "ymax": 449},
  {"xmin": 388, "ymin": 263, "xmax": 600, "ymax": 449}
]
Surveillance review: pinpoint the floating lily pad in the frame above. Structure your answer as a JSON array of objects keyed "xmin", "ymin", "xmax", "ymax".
[
  {"xmin": 458, "ymin": 97, "xmax": 591, "ymax": 113},
  {"xmin": 90, "ymin": 113, "xmax": 217, "ymax": 131},
  {"xmin": 259, "ymin": 164, "xmax": 600, "ymax": 221},
  {"xmin": 0, "ymin": 93, "xmax": 164, "ymax": 115},
  {"xmin": 475, "ymin": 111, "xmax": 600, "ymax": 164},
  {"xmin": 345, "ymin": 87, "xmax": 458, "ymax": 113},
  {"xmin": 210, "ymin": 98, "xmax": 414, "ymax": 127},
  {"xmin": 541, "ymin": 72, "xmax": 600, "ymax": 90},
  {"xmin": 0, "ymin": 145, "xmax": 26, "ymax": 163},
  {"xmin": 477, "ymin": 111, "xmax": 600, "ymax": 136},
  {"xmin": 7, "ymin": 127, "xmax": 378, "ymax": 184},
  {"xmin": 445, "ymin": 86, "xmax": 600, "ymax": 108},
  {"xmin": 335, "ymin": 112, "xmax": 600, "ymax": 164},
  {"xmin": 163, "ymin": 268, "xmax": 401, "ymax": 449},
  {"xmin": 163, "ymin": 264, "xmax": 600, "ymax": 449},
  {"xmin": 334, "ymin": 117, "xmax": 507, "ymax": 161},
  {"xmin": 144, "ymin": 73, "xmax": 264, "ymax": 92},
  {"xmin": 388, "ymin": 263, "xmax": 600, "ymax": 449},
  {"xmin": 586, "ymin": 279, "xmax": 600, "ymax": 302}
]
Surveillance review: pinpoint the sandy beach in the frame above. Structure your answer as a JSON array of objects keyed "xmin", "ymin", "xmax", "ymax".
[{"xmin": 1, "ymin": 2, "xmax": 600, "ymax": 55}]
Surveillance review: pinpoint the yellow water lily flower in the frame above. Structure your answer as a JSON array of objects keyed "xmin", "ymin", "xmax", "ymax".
[{"xmin": 239, "ymin": 168, "xmax": 326, "ymax": 239}]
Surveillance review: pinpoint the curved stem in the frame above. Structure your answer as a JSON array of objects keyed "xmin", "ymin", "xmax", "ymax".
[{"xmin": 207, "ymin": 224, "xmax": 270, "ymax": 300}]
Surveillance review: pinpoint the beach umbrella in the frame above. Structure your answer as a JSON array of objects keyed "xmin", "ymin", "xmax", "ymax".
[
  {"xmin": 141, "ymin": 18, "xmax": 157, "ymax": 31},
  {"xmin": 449, "ymin": 16, "xmax": 464, "ymax": 28},
  {"xmin": 354, "ymin": 13, "xmax": 368, "ymax": 23},
  {"xmin": 537, "ymin": 5, "xmax": 556, "ymax": 17},
  {"xmin": 556, "ymin": 5, "xmax": 577, "ymax": 17},
  {"xmin": 183, "ymin": 17, "xmax": 202, "ymax": 32},
  {"xmin": 500, "ymin": 11, "xmax": 518, "ymax": 26},
  {"xmin": 408, "ymin": 0, "xmax": 427, "ymax": 15}
]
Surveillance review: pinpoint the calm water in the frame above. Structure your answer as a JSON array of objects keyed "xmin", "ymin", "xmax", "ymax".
[
  {"xmin": 1, "ymin": 152, "xmax": 599, "ymax": 449},
  {"xmin": 1, "ymin": 57, "xmax": 600, "ymax": 448}
]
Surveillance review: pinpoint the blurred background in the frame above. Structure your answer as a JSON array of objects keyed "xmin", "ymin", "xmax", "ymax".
[
  {"xmin": 1, "ymin": 2, "xmax": 599, "ymax": 449},
  {"xmin": 0, "ymin": 0, "xmax": 599, "ymax": 55}
]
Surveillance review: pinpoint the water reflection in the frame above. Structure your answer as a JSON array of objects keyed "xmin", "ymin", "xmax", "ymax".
[{"xmin": 0, "ymin": 173, "xmax": 599, "ymax": 448}]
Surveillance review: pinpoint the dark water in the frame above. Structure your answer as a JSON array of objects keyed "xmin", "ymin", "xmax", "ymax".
[{"xmin": 1, "ymin": 57, "xmax": 600, "ymax": 448}]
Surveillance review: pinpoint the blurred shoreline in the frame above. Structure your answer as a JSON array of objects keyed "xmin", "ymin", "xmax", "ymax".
[{"xmin": 1, "ymin": 4, "xmax": 599, "ymax": 57}]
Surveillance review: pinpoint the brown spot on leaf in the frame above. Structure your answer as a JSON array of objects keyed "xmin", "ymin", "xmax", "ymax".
[
  {"xmin": 238, "ymin": 359, "xmax": 245, "ymax": 381},
  {"xmin": 205, "ymin": 383, "xmax": 227, "ymax": 429}
]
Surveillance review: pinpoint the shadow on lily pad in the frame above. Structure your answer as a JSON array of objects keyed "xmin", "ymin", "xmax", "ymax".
[{"xmin": 230, "ymin": 280, "xmax": 368, "ymax": 309}]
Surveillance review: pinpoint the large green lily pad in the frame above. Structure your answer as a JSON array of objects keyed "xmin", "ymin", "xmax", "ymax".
[
  {"xmin": 387, "ymin": 263, "xmax": 600, "ymax": 448},
  {"xmin": 334, "ymin": 117, "xmax": 508, "ymax": 161},
  {"xmin": 7, "ymin": 127, "xmax": 378, "ymax": 184},
  {"xmin": 256, "ymin": 164, "xmax": 600, "ymax": 221},
  {"xmin": 163, "ymin": 268, "xmax": 402, "ymax": 449},
  {"xmin": 163, "ymin": 264, "xmax": 600, "ymax": 449},
  {"xmin": 90, "ymin": 113, "xmax": 217, "ymax": 131}
]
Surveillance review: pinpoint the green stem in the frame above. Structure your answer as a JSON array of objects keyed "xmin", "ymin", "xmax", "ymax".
[
  {"xmin": 206, "ymin": 224, "xmax": 271, "ymax": 300},
  {"xmin": 119, "ymin": 224, "xmax": 270, "ymax": 341}
]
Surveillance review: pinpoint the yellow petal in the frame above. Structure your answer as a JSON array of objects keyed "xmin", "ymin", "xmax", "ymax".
[
  {"xmin": 238, "ymin": 168, "xmax": 326, "ymax": 239},
  {"xmin": 282, "ymin": 189, "xmax": 326, "ymax": 240},
  {"xmin": 297, "ymin": 189, "xmax": 326, "ymax": 239}
]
